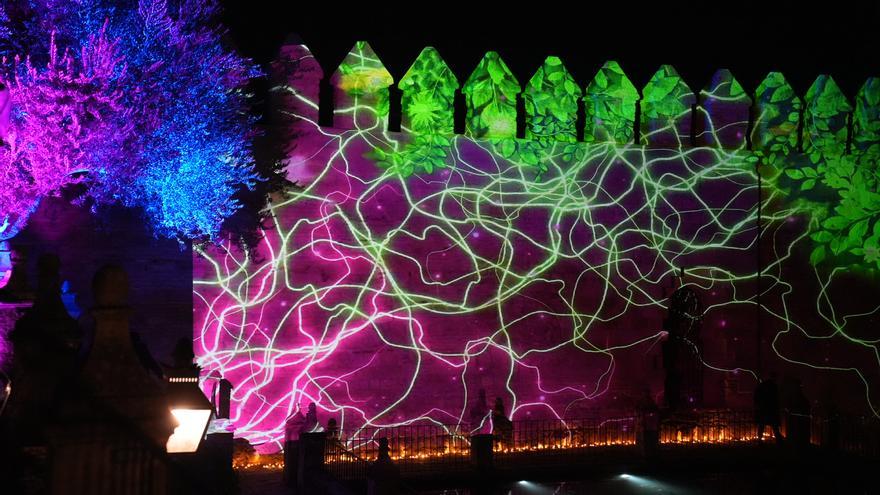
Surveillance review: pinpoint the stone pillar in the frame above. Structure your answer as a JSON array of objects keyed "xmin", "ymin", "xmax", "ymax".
[
  {"xmin": 77, "ymin": 264, "xmax": 174, "ymax": 447},
  {"xmin": 44, "ymin": 264, "xmax": 176, "ymax": 495},
  {"xmin": 297, "ymin": 432, "xmax": 326, "ymax": 492},
  {"xmin": 283, "ymin": 439, "xmax": 299, "ymax": 487},
  {"xmin": 217, "ymin": 379, "xmax": 232, "ymax": 419},
  {"xmin": 367, "ymin": 437, "xmax": 399, "ymax": 495},
  {"xmin": 470, "ymin": 434, "xmax": 493, "ymax": 472}
]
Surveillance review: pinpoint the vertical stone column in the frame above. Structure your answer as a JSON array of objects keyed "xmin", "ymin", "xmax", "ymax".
[
  {"xmin": 469, "ymin": 433, "xmax": 494, "ymax": 472},
  {"xmin": 297, "ymin": 431, "xmax": 326, "ymax": 492}
]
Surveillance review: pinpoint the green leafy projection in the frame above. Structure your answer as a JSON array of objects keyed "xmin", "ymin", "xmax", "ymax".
[
  {"xmin": 369, "ymin": 134, "xmax": 453, "ymax": 177},
  {"xmin": 700, "ymin": 68, "xmax": 748, "ymax": 102},
  {"xmin": 750, "ymin": 72, "xmax": 878, "ymax": 272},
  {"xmin": 752, "ymin": 72, "xmax": 802, "ymax": 157},
  {"xmin": 695, "ymin": 69, "xmax": 751, "ymax": 148},
  {"xmin": 853, "ymin": 77, "xmax": 880, "ymax": 156},
  {"xmin": 803, "ymin": 157, "xmax": 880, "ymax": 270},
  {"xmin": 803, "ymin": 75, "xmax": 852, "ymax": 157},
  {"xmin": 583, "ymin": 61, "xmax": 639, "ymax": 144},
  {"xmin": 462, "ymin": 51, "xmax": 520, "ymax": 138},
  {"xmin": 489, "ymin": 138, "xmax": 585, "ymax": 179},
  {"xmin": 398, "ymin": 47, "xmax": 459, "ymax": 134},
  {"xmin": 331, "ymin": 41, "xmax": 394, "ymax": 119},
  {"xmin": 639, "ymin": 65, "xmax": 695, "ymax": 146},
  {"xmin": 523, "ymin": 56, "xmax": 581, "ymax": 142},
  {"xmin": 640, "ymin": 65, "xmax": 694, "ymax": 119},
  {"xmin": 775, "ymin": 149, "xmax": 880, "ymax": 272}
]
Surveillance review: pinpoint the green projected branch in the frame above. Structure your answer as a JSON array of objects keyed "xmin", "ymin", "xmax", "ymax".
[{"xmin": 196, "ymin": 40, "xmax": 880, "ymax": 450}]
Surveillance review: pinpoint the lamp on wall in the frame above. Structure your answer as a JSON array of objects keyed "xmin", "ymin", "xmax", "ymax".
[{"xmin": 165, "ymin": 373, "xmax": 214, "ymax": 454}]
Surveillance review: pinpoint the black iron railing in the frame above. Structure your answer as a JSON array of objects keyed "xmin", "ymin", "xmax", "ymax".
[
  {"xmin": 324, "ymin": 423, "xmax": 471, "ymax": 479},
  {"xmin": 659, "ymin": 409, "xmax": 759, "ymax": 444},
  {"xmin": 320, "ymin": 409, "xmax": 880, "ymax": 480}
]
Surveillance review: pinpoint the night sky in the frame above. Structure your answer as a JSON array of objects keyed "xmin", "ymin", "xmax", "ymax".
[{"xmin": 219, "ymin": 2, "xmax": 880, "ymax": 102}]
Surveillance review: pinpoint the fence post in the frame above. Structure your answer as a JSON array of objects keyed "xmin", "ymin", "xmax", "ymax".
[
  {"xmin": 367, "ymin": 437, "xmax": 400, "ymax": 495},
  {"xmin": 470, "ymin": 433, "xmax": 494, "ymax": 472},
  {"xmin": 822, "ymin": 412, "xmax": 841, "ymax": 453},
  {"xmin": 297, "ymin": 431, "xmax": 327, "ymax": 492},
  {"xmin": 283, "ymin": 439, "xmax": 299, "ymax": 487}
]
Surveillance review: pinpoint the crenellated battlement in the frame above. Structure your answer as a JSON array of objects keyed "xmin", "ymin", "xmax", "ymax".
[
  {"xmin": 270, "ymin": 38, "xmax": 879, "ymax": 158},
  {"xmin": 196, "ymin": 35, "xmax": 880, "ymax": 448}
]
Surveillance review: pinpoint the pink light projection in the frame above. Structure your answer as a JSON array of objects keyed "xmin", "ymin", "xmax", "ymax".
[
  {"xmin": 193, "ymin": 42, "xmax": 880, "ymax": 453},
  {"xmin": 194, "ymin": 130, "xmax": 761, "ymax": 451}
]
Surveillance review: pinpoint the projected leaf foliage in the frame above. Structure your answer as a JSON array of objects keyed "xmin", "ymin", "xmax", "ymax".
[
  {"xmin": 584, "ymin": 61, "xmax": 639, "ymax": 144},
  {"xmin": 195, "ymin": 43, "xmax": 880, "ymax": 451}
]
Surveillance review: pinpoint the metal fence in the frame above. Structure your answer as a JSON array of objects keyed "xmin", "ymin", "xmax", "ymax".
[
  {"xmin": 325, "ymin": 423, "xmax": 471, "ymax": 479},
  {"xmin": 493, "ymin": 416, "xmax": 637, "ymax": 453},
  {"xmin": 322, "ymin": 409, "xmax": 880, "ymax": 480},
  {"xmin": 659, "ymin": 409, "xmax": 759, "ymax": 445},
  {"xmin": 492, "ymin": 415, "xmax": 638, "ymax": 469},
  {"xmin": 811, "ymin": 413, "xmax": 880, "ymax": 458},
  {"xmin": 324, "ymin": 415, "xmax": 639, "ymax": 478}
]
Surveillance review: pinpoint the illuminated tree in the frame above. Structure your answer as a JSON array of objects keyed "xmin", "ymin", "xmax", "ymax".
[
  {"xmin": 1, "ymin": 25, "xmax": 130, "ymax": 239},
  {"xmin": 0, "ymin": 0, "xmax": 259, "ymax": 241}
]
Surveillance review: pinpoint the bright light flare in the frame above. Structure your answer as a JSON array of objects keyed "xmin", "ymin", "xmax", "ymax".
[{"xmin": 166, "ymin": 408, "xmax": 212, "ymax": 453}]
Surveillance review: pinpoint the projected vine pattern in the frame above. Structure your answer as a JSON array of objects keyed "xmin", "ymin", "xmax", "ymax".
[{"xmin": 195, "ymin": 44, "xmax": 880, "ymax": 451}]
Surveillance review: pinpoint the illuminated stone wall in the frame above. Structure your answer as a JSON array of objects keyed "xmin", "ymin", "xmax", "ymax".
[{"xmin": 193, "ymin": 41, "xmax": 880, "ymax": 451}]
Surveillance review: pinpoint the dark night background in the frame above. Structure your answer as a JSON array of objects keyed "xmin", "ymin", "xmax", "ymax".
[
  {"xmin": 219, "ymin": 1, "xmax": 880, "ymax": 117},
  {"xmin": 3, "ymin": 3, "xmax": 879, "ymax": 493}
]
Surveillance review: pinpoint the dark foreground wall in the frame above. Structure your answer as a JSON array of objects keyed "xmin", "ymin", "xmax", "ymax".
[{"xmin": 9, "ymin": 197, "xmax": 193, "ymax": 365}]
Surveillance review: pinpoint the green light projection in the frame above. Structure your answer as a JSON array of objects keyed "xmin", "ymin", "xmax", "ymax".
[
  {"xmin": 399, "ymin": 47, "xmax": 458, "ymax": 135},
  {"xmin": 854, "ymin": 78, "xmax": 880, "ymax": 155},
  {"xmin": 751, "ymin": 71, "xmax": 801, "ymax": 155},
  {"xmin": 462, "ymin": 51, "xmax": 519, "ymax": 139},
  {"xmin": 524, "ymin": 56, "xmax": 581, "ymax": 142},
  {"xmin": 640, "ymin": 65, "xmax": 695, "ymax": 147},
  {"xmin": 584, "ymin": 61, "xmax": 639, "ymax": 145},
  {"xmin": 195, "ymin": 42, "xmax": 880, "ymax": 450}
]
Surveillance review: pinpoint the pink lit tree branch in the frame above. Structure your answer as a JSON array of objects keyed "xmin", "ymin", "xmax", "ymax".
[
  {"xmin": 0, "ymin": 0, "xmax": 259, "ymax": 242},
  {"xmin": 1, "ymin": 25, "xmax": 131, "ymax": 240}
]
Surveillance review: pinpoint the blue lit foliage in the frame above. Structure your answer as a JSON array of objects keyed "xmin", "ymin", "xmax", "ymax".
[{"xmin": 0, "ymin": 0, "xmax": 260, "ymax": 240}]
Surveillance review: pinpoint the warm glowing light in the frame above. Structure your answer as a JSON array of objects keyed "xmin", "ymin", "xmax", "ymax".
[{"xmin": 166, "ymin": 409, "xmax": 212, "ymax": 454}]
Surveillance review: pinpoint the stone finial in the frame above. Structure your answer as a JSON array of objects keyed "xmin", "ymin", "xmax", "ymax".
[{"xmin": 93, "ymin": 263, "xmax": 129, "ymax": 308}]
